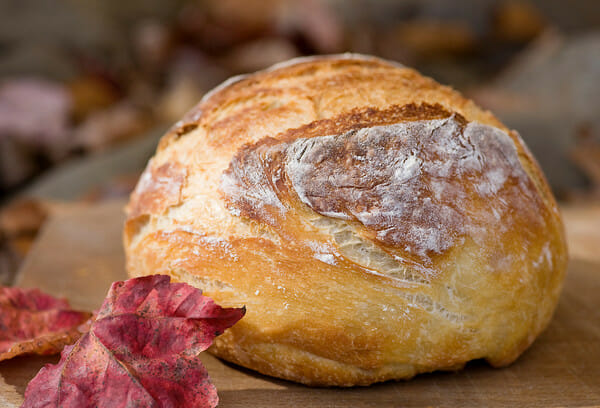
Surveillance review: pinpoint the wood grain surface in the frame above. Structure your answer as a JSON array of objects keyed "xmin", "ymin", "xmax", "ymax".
[{"xmin": 1, "ymin": 200, "xmax": 599, "ymax": 407}]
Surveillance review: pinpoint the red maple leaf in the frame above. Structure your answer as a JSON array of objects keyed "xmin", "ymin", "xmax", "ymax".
[
  {"xmin": 21, "ymin": 275, "xmax": 245, "ymax": 408},
  {"xmin": 0, "ymin": 287, "xmax": 91, "ymax": 361}
]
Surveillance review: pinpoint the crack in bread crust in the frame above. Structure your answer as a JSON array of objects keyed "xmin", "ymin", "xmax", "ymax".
[{"xmin": 276, "ymin": 102, "xmax": 454, "ymax": 142}]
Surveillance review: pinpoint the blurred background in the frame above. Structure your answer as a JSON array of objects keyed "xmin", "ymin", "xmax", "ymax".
[{"xmin": 1, "ymin": 0, "xmax": 599, "ymax": 283}]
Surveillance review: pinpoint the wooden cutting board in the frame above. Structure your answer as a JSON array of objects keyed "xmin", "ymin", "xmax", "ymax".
[{"xmin": 1, "ymin": 200, "xmax": 599, "ymax": 407}]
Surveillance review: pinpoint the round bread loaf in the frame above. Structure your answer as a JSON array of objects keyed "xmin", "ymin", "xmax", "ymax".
[{"xmin": 124, "ymin": 54, "xmax": 567, "ymax": 386}]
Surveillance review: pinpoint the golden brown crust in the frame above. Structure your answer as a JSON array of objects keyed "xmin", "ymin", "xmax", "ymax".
[
  {"xmin": 157, "ymin": 54, "xmax": 506, "ymax": 154},
  {"xmin": 124, "ymin": 55, "xmax": 567, "ymax": 386}
]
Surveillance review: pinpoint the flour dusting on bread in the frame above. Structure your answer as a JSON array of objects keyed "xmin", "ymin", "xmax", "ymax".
[{"xmin": 221, "ymin": 113, "xmax": 543, "ymax": 267}]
